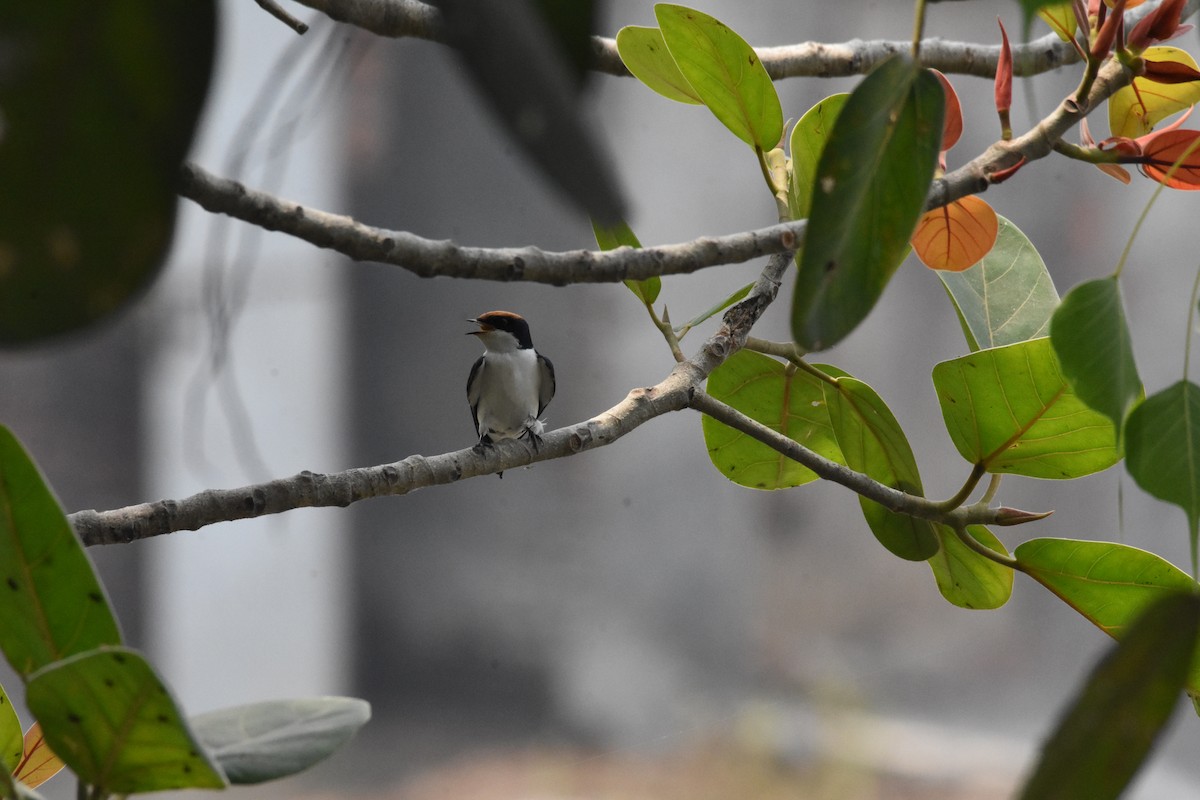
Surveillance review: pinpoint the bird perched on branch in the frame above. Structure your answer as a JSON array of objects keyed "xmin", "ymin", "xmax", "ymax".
[{"xmin": 466, "ymin": 311, "xmax": 556, "ymax": 475}]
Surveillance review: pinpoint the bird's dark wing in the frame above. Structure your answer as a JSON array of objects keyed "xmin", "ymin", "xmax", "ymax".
[
  {"xmin": 537, "ymin": 353, "xmax": 556, "ymax": 416},
  {"xmin": 466, "ymin": 355, "xmax": 486, "ymax": 436}
]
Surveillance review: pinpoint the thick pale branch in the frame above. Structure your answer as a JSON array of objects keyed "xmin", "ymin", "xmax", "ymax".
[
  {"xmin": 70, "ymin": 253, "xmax": 792, "ymax": 545},
  {"xmin": 291, "ymin": 0, "xmax": 1084, "ymax": 78},
  {"xmin": 69, "ymin": 383, "xmax": 688, "ymax": 545},
  {"xmin": 178, "ymin": 162, "xmax": 806, "ymax": 283}
]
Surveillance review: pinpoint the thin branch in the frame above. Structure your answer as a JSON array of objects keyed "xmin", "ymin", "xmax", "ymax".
[
  {"xmin": 71, "ymin": 253, "xmax": 793, "ymax": 545},
  {"xmin": 688, "ymin": 391, "xmax": 1046, "ymax": 530},
  {"xmin": 254, "ymin": 0, "xmax": 310, "ymax": 34},
  {"xmin": 178, "ymin": 162, "xmax": 806, "ymax": 284}
]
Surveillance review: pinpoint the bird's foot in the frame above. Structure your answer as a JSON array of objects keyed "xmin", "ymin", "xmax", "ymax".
[{"xmin": 519, "ymin": 426, "xmax": 544, "ymax": 453}]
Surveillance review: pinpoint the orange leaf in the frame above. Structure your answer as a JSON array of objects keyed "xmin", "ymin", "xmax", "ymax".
[
  {"xmin": 1139, "ymin": 128, "xmax": 1200, "ymax": 188},
  {"xmin": 13, "ymin": 723, "xmax": 65, "ymax": 789},
  {"xmin": 912, "ymin": 196, "xmax": 999, "ymax": 271}
]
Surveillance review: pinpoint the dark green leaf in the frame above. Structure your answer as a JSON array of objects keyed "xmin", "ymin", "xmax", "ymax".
[
  {"xmin": 0, "ymin": 426, "xmax": 121, "ymax": 677},
  {"xmin": 824, "ymin": 377, "xmax": 939, "ymax": 560},
  {"xmin": 192, "ymin": 697, "xmax": 370, "ymax": 785},
  {"xmin": 793, "ymin": 56, "xmax": 944, "ymax": 350},
  {"xmin": 591, "ymin": 219, "xmax": 660, "ymax": 304},
  {"xmin": 702, "ymin": 352, "xmax": 844, "ymax": 489},
  {"xmin": 932, "ymin": 338, "xmax": 1121, "ymax": 479},
  {"xmin": 1018, "ymin": 592, "xmax": 1200, "ymax": 800},
  {"xmin": 937, "ymin": 215, "xmax": 1059, "ymax": 352},
  {"xmin": 655, "ymin": 4, "xmax": 783, "ymax": 150},
  {"xmin": 0, "ymin": 2, "xmax": 216, "ymax": 344},
  {"xmin": 928, "ymin": 525, "xmax": 1013, "ymax": 609},
  {"xmin": 615, "ymin": 26, "xmax": 702, "ymax": 104},
  {"xmin": 1051, "ymin": 277, "xmax": 1142, "ymax": 442},
  {"xmin": 26, "ymin": 647, "xmax": 226, "ymax": 793},
  {"xmin": 1126, "ymin": 380, "xmax": 1200, "ymax": 571}
]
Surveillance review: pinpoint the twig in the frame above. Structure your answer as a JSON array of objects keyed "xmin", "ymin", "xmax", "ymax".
[{"xmin": 254, "ymin": 0, "xmax": 310, "ymax": 34}]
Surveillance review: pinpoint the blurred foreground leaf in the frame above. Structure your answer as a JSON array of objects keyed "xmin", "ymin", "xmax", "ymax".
[
  {"xmin": 192, "ymin": 697, "xmax": 370, "ymax": 785},
  {"xmin": 0, "ymin": 2, "xmax": 216, "ymax": 343},
  {"xmin": 1018, "ymin": 592, "xmax": 1200, "ymax": 800}
]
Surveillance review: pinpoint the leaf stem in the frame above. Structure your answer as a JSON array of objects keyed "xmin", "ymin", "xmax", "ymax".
[
  {"xmin": 1113, "ymin": 133, "xmax": 1200, "ymax": 280},
  {"xmin": 743, "ymin": 338, "xmax": 840, "ymax": 387},
  {"xmin": 1185, "ymin": 262, "xmax": 1200, "ymax": 380},
  {"xmin": 932, "ymin": 462, "xmax": 987, "ymax": 511},
  {"xmin": 651, "ymin": 304, "xmax": 686, "ymax": 362},
  {"xmin": 979, "ymin": 472, "xmax": 1003, "ymax": 505},
  {"xmin": 953, "ymin": 524, "xmax": 1021, "ymax": 570},
  {"xmin": 911, "ymin": 0, "xmax": 928, "ymax": 59},
  {"xmin": 756, "ymin": 145, "xmax": 783, "ymax": 198}
]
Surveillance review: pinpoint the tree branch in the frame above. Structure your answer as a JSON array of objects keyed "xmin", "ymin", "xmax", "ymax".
[
  {"xmin": 70, "ymin": 252, "xmax": 793, "ymax": 545},
  {"xmin": 289, "ymin": 0, "xmax": 1196, "ymax": 78},
  {"xmin": 178, "ymin": 37, "xmax": 1122, "ymax": 288},
  {"xmin": 178, "ymin": 162, "xmax": 806, "ymax": 283},
  {"xmin": 688, "ymin": 391, "xmax": 1045, "ymax": 530},
  {"xmin": 290, "ymin": 0, "xmax": 1084, "ymax": 78}
]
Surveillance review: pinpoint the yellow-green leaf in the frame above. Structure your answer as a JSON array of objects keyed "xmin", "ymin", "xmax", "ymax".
[
  {"xmin": 615, "ymin": 25, "xmax": 702, "ymax": 105},
  {"xmin": 702, "ymin": 351, "xmax": 844, "ymax": 489},
  {"xmin": 1109, "ymin": 46, "xmax": 1200, "ymax": 138},
  {"xmin": 655, "ymin": 4, "xmax": 783, "ymax": 150}
]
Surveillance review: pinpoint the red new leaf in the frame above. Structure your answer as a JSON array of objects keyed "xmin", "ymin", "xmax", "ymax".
[
  {"xmin": 1139, "ymin": 128, "xmax": 1200, "ymax": 188},
  {"xmin": 931, "ymin": 69, "xmax": 962, "ymax": 152}
]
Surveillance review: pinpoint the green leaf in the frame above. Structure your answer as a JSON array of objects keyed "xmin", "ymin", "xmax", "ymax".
[
  {"xmin": 26, "ymin": 647, "xmax": 226, "ymax": 793},
  {"xmin": 676, "ymin": 282, "xmax": 753, "ymax": 333},
  {"xmin": 654, "ymin": 4, "xmax": 783, "ymax": 150},
  {"xmin": 191, "ymin": 697, "xmax": 370, "ymax": 785},
  {"xmin": 0, "ymin": 426, "xmax": 121, "ymax": 677},
  {"xmin": 1017, "ymin": 592, "xmax": 1200, "ymax": 800},
  {"xmin": 928, "ymin": 525, "xmax": 1013, "ymax": 609},
  {"xmin": 702, "ymin": 352, "xmax": 844, "ymax": 489},
  {"xmin": 824, "ymin": 377, "xmax": 939, "ymax": 560},
  {"xmin": 0, "ymin": 2, "xmax": 216, "ymax": 344},
  {"xmin": 937, "ymin": 215, "xmax": 1060, "ymax": 352},
  {"xmin": 1051, "ymin": 277, "xmax": 1142, "ymax": 443},
  {"xmin": 1126, "ymin": 381, "xmax": 1200, "ymax": 571},
  {"xmin": 0, "ymin": 684, "xmax": 21, "ymax": 773},
  {"xmin": 1015, "ymin": 538, "xmax": 1198, "ymax": 635},
  {"xmin": 931, "ymin": 338, "xmax": 1121, "ymax": 479},
  {"xmin": 615, "ymin": 26, "xmax": 702, "ymax": 104},
  {"xmin": 793, "ymin": 56, "xmax": 944, "ymax": 350},
  {"xmin": 591, "ymin": 219, "xmax": 660, "ymax": 304},
  {"xmin": 788, "ymin": 93, "xmax": 849, "ymax": 222}
]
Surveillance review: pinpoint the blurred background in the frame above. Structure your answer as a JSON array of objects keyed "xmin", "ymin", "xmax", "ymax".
[{"xmin": 2, "ymin": 0, "xmax": 1200, "ymax": 797}]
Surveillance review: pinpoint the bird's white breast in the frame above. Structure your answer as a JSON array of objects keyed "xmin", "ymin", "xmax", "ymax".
[{"xmin": 475, "ymin": 348, "xmax": 543, "ymax": 439}]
